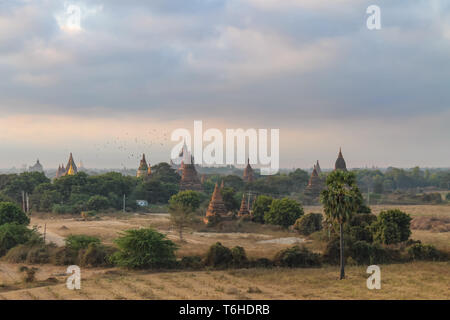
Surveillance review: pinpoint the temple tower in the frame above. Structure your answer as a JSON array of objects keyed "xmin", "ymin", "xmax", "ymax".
[
  {"xmin": 335, "ymin": 148, "xmax": 347, "ymax": 171},
  {"xmin": 65, "ymin": 153, "xmax": 78, "ymax": 176},
  {"xmin": 243, "ymin": 158, "xmax": 254, "ymax": 183},
  {"xmin": 204, "ymin": 182, "xmax": 228, "ymax": 224},
  {"xmin": 137, "ymin": 154, "xmax": 149, "ymax": 178},
  {"xmin": 180, "ymin": 161, "xmax": 202, "ymax": 191},
  {"xmin": 238, "ymin": 194, "xmax": 250, "ymax": 217}
]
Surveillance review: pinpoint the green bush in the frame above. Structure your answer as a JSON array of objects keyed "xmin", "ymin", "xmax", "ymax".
[
  {"xmin": 78, "ymin": 243, "xmax": 115, "ymax": 267},
  {"xmin": 372, "ymin": 209, "xmax": 412, "ymax": 244},
  {"xmin": 52, "ymin": 247, "xmax": 78, "ymax": 265},
  {"xmin": 323, "ymin": 236, "xmax": 352, "ymax": 265},
  {"xmin": 446, "ymin": 193, "xmax": 450, "ymax": 201},
  {"xmin": 65, "ymin": 235, "xmax": 101, "ymax": 251},
  {"xmin": 87, "ymin": 195, "xmax": 110, "ymax": 211},
  {"xmin": 111, "ymin": 228, "xmax": 177, "ymax": 269},
  {"xmin": 180, "ymin": 256, "xmax": 203, "ymax": 269},
  {"xmin": 251, "ymin": 195, "xmax": 273, "ymax": 224},
  {"xmin": 264, "ymin": 197, "xmax": 304, "ymax": 228},
  {"xmin": 349, "ymin": 226, "xmax": 373, "ymax": 243},
  {"xmin": 293, "ymin": 213, "xmax": 323, "ymax": 235},
  {"xmin": 0, "ymin": 223, "xmax": 34, "ymax": 256},
  {"xmin": 407, "ymin": 243, "xmax": 444, "ymax": 261},
  {"xmin": 204, "ymin": 242, "xmax": 233, "ymax": 268},
  {"xmin": 250, "ymin": 258, "xmax": 273, "ymax": 268},
  {"xmin": 0, "ymin": 202, "xmax": 29, "ymax": 226},
  {"xmin": 231, "ymin": 246, "xmax": 248, "ymax": 268},
  {"xmin": 273, "ymin": 245, "xmax": 321, "ymax": 268}
]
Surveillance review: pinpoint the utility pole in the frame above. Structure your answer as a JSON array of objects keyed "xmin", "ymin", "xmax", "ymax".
[
  {"xmin": 123, "ymin": 194, "xmax": 126, "ymax": 213},
  {"xmin": 43, "ymin": 223, "xmax": 47, "ymax": 243},
  {"xmin": 21, "ymin": 191, "xmax": 25, "ymax": 212}
]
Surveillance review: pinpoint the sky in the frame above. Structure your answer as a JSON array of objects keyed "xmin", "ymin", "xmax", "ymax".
[{"xmin": 0, "ymin": 0, "xmax": 449, "ymax": 170}]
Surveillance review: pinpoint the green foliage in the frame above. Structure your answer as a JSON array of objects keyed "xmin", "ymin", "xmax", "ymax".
[
  {"xmin": 294, "ymin": 213, "xmax": 323, "ymax": 235},
  {"xmin": 78, "ymin": 242, "xmax": 115, "ymax": 267},
  {"xmin": 372, "ymin": 209, "xmax": 412, "ymax": 244},
  {"xmin": 273, "ymin": 245, "xmax": 321, "ymax": 268},
  {"xmin": 407, "ymin": 243, "xmax": 445, "ymax": 261},
  {"xmin": 446, "ymin": 192, "xmax": 450, "ymax": 201},
  {"xmin": 264, "ymin": 197, "xmax": 303, "ymax": 228},
  {"xmin": 0, "ymin": 223, "xmax": 36, "ymax": 256},
  {"xmin": 86, "ymin": 195, "xmax": 110, "ymax": 211},
  {"xmin": 111, "ymin": 228, "xmax": 177, "ymax": 269},
  {"xmin": 231, "ymin": 246, "xmax": 248, "ymax": 268},
  {"xmin": 0, "ymin": 202, "xmax": 29, "ymax": 226},
  {"xmin": 220, "ymin": 187, "xmax": 240, "ymax": 212},
  {"xmin": 65, "ymin": 235, "xmax": 101, "ymax": 251},
  {"xmin": 252, "ymin": 195, "xmax": 273, "ymax": 224},
  {"xmin": 169, "ymin": 190, "xmax": 201, "ymax": 212},
  {"xmin": 180, "ymin": 256, "xmax": 203, "ymax": 269},
  {"xmin": 204, "ymin": 242, "xmax": 233, "ymax": 268}
]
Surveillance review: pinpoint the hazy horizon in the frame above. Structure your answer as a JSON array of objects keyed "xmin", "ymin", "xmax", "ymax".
[{"xmin": 1, "ymin": 1, "xmax": 449, "ymax": 169}]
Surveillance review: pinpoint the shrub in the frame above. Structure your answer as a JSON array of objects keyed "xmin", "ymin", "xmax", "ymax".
[
  {"xmin": 87, "ymin": 195, "xmax": 110, "ymax": 211},
  {"xmin": 204, "ymin": 242, "xmax": 233, "ymax": 268},
  {"xmin": 372, "ymin": 209, "xmax": 412, "ymax": 244},
  {"xmin": 180, "ymin": 256, "xmax": 203, "ymax": 269},
  {"xmin": 0, "ymin": 223, "xmax": 34, "ymax": 256},
  {"xmin": 52, "ymin": 247, "xmax": 78, "ymax": 265},
  {"xmin": 65, "ymin": 235, "xmax": 101, "ymax": 252},
  {"xmin": 264, "ymin": 198, "xmax": 304, "ymax": 228},
  {"xmin": 111, "ymin": 228, "xmax": 177, "ymax": 269},
  {"xmin": 349, "ymin": 226, "xmax": 373, "ymax": 243},
  {"xmin": 252, "ymin": 195, "xmax": 273, "ymax": 224},
  {"xmin": 231, "ymin": 246, "xmax": 248, "ymax": 268},
  {"xmin": 78, "ymin": 243, "xmax": 115, "ymax": 267},
  {"xmin": 250, "ymin": 258, "xmax": 273, "ymax": 268},
  {"xmin": 0, "ymin": 202, "xmax": 29, "ymax": 226},
  {"xmin": 407, "ymin": 243, "xmax": 444, "ymax": 261},
  {"xmin": 273, "ymin": 245, "xmax": 321, "ymax": 268},
  {"xmin": 446, "ymin": 193, "xmax": 450, "ymax": 201},
  {"xmin": 323, "ymin": 236, "xmax": 352, "ymax": 265},
  {"xmin": 293, "ymin": 213, "xmax": 323, "ymax": 235}
]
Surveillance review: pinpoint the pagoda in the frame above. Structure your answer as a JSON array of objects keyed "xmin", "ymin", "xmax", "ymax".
[
  {"xmin": 204, "ymin": 182, "xmax": 228, "ymax": 224},
  {"xmin": 304, "ymin": 164, "xmax": 324, "ymax": 201},
  {"xmin": 238, "ymin": 194, "xmax": 250, "ymax": 217},
  {"xmin": 137, "ymin": 154, "xmax": 151, "ymax": 178},
  {"xmin": 315, "ymin": 160, "xmax": 322, "ymax": 174},
  {"xmin": 243, "ymin": 158, "xmax": 254, "ymax": 183},
  {"xmin": 179, "ymin": 157, "xmax": 202, "ymax": 191},
  {"xmin": 335, "ymin": 148, "xmax": 347, "ymax": 171},
  {"xmin": 64, "ymin": 153, "xmax": 78, "ymax": 176},
  {"xmin": 29, "ymin": 159, "xmax": 44, "ymax": 173}
]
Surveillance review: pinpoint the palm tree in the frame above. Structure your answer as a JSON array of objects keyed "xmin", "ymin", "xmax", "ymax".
[{"xmin": 321, "ymin": 170, "xmax": 360, "ymax": 280}]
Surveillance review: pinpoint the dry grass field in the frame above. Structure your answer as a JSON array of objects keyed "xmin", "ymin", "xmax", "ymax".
[
  {"xmin": 0, "ymin": 204, "xmax": 448, "ymax": 300},
  {"xmin": 0, "ymin": 262, "xmax": 448, "ymax": 300}
]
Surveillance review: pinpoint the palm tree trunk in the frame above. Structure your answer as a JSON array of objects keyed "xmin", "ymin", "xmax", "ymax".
[{"xmin": 339, "ymin": 222, "xmax": 345, "ymax": 280}]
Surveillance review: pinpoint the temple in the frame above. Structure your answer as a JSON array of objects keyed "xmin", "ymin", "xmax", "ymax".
[
  {"xmin": 65, "ymin": 153, "xmax": 78, "ymax": 176},
  {"xmin": 315, "ymin": 160, "xmax": 322, "ymax": 174},
  {"xmin": 180, "ymin": 160, "xmax": 202, "ymax": 191},
  {"xmin": 137, "ymin": 154, "xmax": 152, "ymax": 178},
  {"xmin": 238, "ymin": 194, "xmax": 250, "ymax": 217},
  {"xmin": 204, "ymin": 182, "xmax": 228, "ymax": 224},
  {"xmin": 304, "ymin": 164, "xmax": 324, "ymax": 202},
  {"xmin": 243, "ymin": 158, "xmax": 254, "ymax": 183},
  {"xmin": 29, "ymin": 159, "xmax": 44, "ymax": 173},
  {"xmin": 335, "ymin": 148, "xmax": 347, "ymax": 171},
  {"xmin": 56, "ymin": 164, "xmax": 65, "ymax": 178}
]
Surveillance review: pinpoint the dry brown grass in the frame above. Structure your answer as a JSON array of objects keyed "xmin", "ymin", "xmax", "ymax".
[{"xmin": 0, "ymin": 262, "xmax": 447, "ymax": 300}]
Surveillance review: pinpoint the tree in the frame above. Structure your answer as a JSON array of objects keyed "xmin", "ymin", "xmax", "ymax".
[
  {"xmin": 220, "ymin": 187, "xmax": 240, "ymax": 213},
  {"xmin": 168, "ymin": 191, "xmax": 201, "ymax": 240},
  {"xmin": 0, "ymin": 223, "xmax": 34, "ymax": 256},
  {"xmin": 320, "ymin": 170, "xmax": 361, "ymax": 280},
  {"xmin": 111, "ymin": 228, "xmax": 177, "ymax": 269},
  {"xmin": 86, "ymin": 195, "xmax": 110, "ymax": 211},
  {"xmin": 0, "ymin": 202, "xmax": 29, "ymax": 226},
  {"xmin": 264, "ymin": 197, "xmax": 303, "ymax": 228},
  {"xmin": 252, "ymin": 195, "xmax": 273, "ymax": 223},
  {"xmin": 294, "ymin": 213, "xmax": 323, "ymax": 235},
  {"xmin": 372, "ymin": 209, "xmax": 411, "ymax": 244}
]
